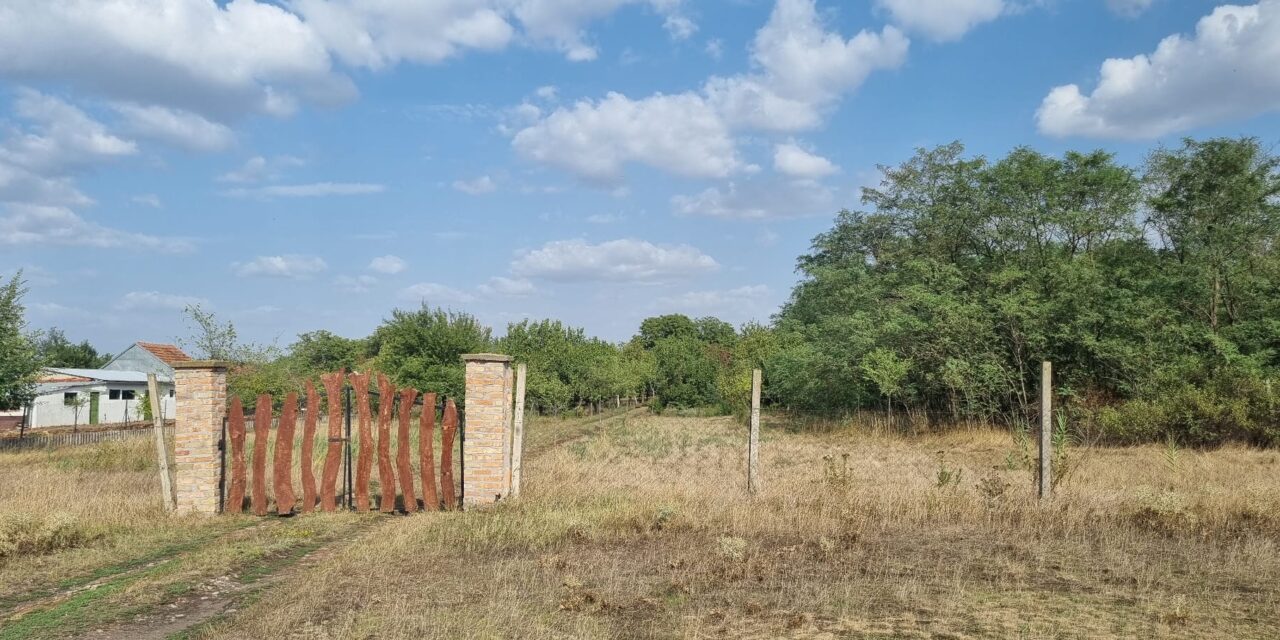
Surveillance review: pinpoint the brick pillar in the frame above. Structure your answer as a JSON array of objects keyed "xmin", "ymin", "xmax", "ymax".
[
  {"xmin": 172, "ymin": 360, "xmax": 230, "ymax": 515},
  {"xmin": 462, "ymin": 353, "xmax": 513, "ymax": 508}
]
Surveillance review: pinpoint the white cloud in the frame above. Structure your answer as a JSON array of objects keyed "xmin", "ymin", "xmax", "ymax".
[
  {"xmin": 773, "ymin": 141, "xmax": 838, "ymax": 178},
  {"xmin": 511, "ymin": 0, "xmax": 694, "ymax": 61},
  {"xmin": 510, "ymin": 0, "xmax": 907, "ymax": 182},
  {"xmin": 132, "ymin": 194, "xmax": 162, "ymax": 208},
  {"xmin": 400, "ymin": 282, "xmax": 476, "ymax": 304},
  {"xmin": 512, "ymin": 91, "xmax": 741, "ymax": 183},
  {"xmin": 663, "ymin": 13, "xmax": 697, "ymax": 40},
  {"xmin": 112, "ymin": 103, "xmax": 235, "ymax": 152},
  {"xmin": 0, "ymin": 164, "xmax": 88, "ymax": 208},
  {"xmin": 479, "ymin": 276, "xmax": 536, "ymax": 296},
  {"xmin": 0, "ymin": 204, "xmax": 193, "ymax": 252},
  {"xmin": 876, "ymin": 0, "xmax": 1005, "ymax": 42},
  {"xmin": 746, "ymin": 0, "xmax": 909, "ymax": 117},
  {"xmin": 534, "ymin": 85, "xmax": 559, "ymax": 101},
  {"xmin": 512, "ymin": 238, "xmax": 718, "ymax": 283},
  {"xmin": 1, "ymin": 89, "xmax": 136, "ymax": 175},
  {"xmin": 671, "ymin": 177, "xmax": 835, "ymax": 220},
  {"xmin": 368, "ymin": 255, "xmax": 407, "ymax": 274},
  {"xmin": 222, "ymin": 182, "xmax": 385, "ymax": 198},
  {"xmin": 452, "ymin": 175, "xmax": 498, "ymax": 194},
  {"xmin": 117, "ymin": 291, "xmax": 208, "ymax": 311},
  {"xmin": 335, "ymin": 274, "xmax": 378, "ymax": 293},
  {"xmin": 0, "ymin": 0, "xmax": 353, "ymax": 121},
  {"xmin": 217, "ymin": 155, "xmax": 305, "ymax": 183},
  {"xmin": 1038, "ymin": 2, "xmax": 1280, "ymax": 139},
  {"xmin": 233, "ymin": 255, "xmax": 327, "ymax": 278},
  {"xmin": 291, "ymin": 0, "xmax": 515, "ymax": 69},
  {"xmin": 1107, "ymin": 0, "xmax": 1156, "ymax": 18},
  {"xmin": 705, "ymin": 38, "xmax": 724, "ymax": 60}
]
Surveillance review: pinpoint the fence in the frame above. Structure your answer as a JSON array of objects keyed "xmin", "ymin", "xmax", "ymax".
[
  {"xmin": 516, "ymin": 363, "xmax": 1061, "ymax": 504},
  {"xmin": 220, "ymin": 371, "xmax": 463, "ymax": 516},
  {"xmin": 0, "ymin": 424, "xmax": 175, "ymax": 451}
]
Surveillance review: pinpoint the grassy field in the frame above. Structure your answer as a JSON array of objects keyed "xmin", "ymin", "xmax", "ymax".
[{"xmin": 3, "ymin": 410, "xmax": 1279, "ymax": 638}]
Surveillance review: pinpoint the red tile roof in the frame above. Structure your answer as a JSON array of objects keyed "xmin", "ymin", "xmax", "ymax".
[{"xmin": 137, "ymin": 342, "xmax": 192, "ymax": 365}]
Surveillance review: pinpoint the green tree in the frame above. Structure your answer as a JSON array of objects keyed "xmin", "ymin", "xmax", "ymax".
[
  {"xmin": 861, "ymin": 348, "xmax": 910, "ymax": 418},
  {"xmin": 33, "ymin": 328, "xmax": 111, "ymax": 368},
  {"xmin": 370, "ymin": 305, "xmax": 491, "ymax": 401},
  {"xmin": 0, "ymin": 272, "xmax": 40, "ymax": 412},
  {"xmin": 290, "ymin": 330, "xmax": 367, "ymax": 377},
  {"xmin": 637, "ymin": 314, "xmax": 697, "ymax": 349}
]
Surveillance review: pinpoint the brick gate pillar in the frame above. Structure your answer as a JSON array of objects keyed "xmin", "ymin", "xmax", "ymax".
[
  {"xmin": 172, "ymin": 360, "xmax": 230, "ymax": 514},
  {"xmin": 461, "ymin": 353, "xmax": 513, "ymax": 508}
]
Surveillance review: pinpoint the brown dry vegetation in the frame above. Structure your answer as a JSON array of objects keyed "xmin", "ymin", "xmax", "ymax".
[
  {"xmin": 4, "ymin": 410, "xmax": 1280, "ymax": 638},
  {"xmin": 194, "ymin": 410, "xmax": 1280, "ymax": 639}
]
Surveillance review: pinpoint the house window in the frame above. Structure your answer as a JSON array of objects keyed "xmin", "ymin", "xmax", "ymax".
[
  {"xmin": 108, "ymin": 389, "xmax": 136, "ymax": 400},
  {"xmin": 120, "ymin": 390, "xmax": 136, "ymax": 401},
  {"xmin": 109, "ymin": 389, "xmax": 120, "ymax": 400},
  {"xmin": 169, "ymin": 389, "xmax": 175, "ymax": 398},
  {"xmin": 63, "ymin": 392, "xmax": 78, "ymax": 406}
]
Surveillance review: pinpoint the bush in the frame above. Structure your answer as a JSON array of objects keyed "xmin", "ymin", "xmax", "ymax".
[{"xmin": 0, "ymin": 512, "xmax": 102, "ymax": 561}]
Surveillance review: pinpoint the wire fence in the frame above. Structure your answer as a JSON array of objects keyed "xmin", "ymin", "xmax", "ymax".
[{"xmin": 516, "ymin": 367, "xmax": 1064, "ymax": 505}]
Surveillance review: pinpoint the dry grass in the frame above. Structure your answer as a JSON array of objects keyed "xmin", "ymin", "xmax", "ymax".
[{"xmin": 189, "ymin": 411, "xmax": 1280, "ymax": 639}]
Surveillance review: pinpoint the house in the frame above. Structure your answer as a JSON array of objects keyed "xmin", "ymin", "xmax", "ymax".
[
  {"xmin": 104, "ymin": 341, "xmax": 192, "ymax": 377},
  {"xmin": 16, "ymin": 342, "xmax": 190, "ymax": 430}
]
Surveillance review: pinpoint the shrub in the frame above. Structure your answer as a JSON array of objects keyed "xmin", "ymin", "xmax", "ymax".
[{"xmin": 0, "ymin": 512, "xmax": 102, "ymax": 561}]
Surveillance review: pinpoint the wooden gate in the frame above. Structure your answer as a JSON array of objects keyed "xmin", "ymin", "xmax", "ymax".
[{"xmin": 221, "ymin": 371, "xmax": 460, "ymax": 515}]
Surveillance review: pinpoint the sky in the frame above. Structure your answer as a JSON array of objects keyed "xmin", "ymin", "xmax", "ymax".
[{"xmin": 2, "ymin": 0, "xmax": 1278, "ymax": 352}]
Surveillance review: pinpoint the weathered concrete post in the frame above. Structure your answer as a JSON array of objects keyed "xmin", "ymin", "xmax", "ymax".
[
  {"xmin": 1039, "ymin": 360, "xmax": 1053, "ymax": 501},
  {"xmin": 172, "ymin": 360, "xmax": 230, "ymax": 514},
  {"xmin": 748, "ymin": 368, "xmax": 762, "ymax": 495},
  {"xmin": 461, "ymin": 353, "xmax": 514, "ymax": 508}
]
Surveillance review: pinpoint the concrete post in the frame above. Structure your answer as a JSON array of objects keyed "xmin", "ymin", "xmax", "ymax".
[
  {"xmin": 461, "ymin": 353, "xmax": 513, "ymax": 508},
  {"xmin": 1039, "ymin": 360, "xmax": 1052, "ymax": 500},
  {"xmin": 172, "ymin": 360, "xmax": 231, "ymax": 514}
]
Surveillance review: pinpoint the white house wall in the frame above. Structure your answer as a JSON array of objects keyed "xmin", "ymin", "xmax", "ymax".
[{"xmin": 29, "ymin": 383, "xmax": 177, "ymax": 428}]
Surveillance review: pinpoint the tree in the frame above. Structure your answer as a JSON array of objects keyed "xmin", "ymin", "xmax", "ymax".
[
  {"xmin": 0, "ymin": 272, "xmax": 40, "ymax": 412},
  {"xmin": 861, "ymin": 348, "xmax": 910, "ymax": 418},
  {"xmin": 651, "ymin": 336, "xmax": 719, "ymax": 408},
  {"xmin": 180, "ymin": 305, "xmax": 289, "ymax": 404},
  {"xmin": 768, "ymin": 138, "xmax": 1279, "ymax": 444},
  {"xmin": 637, "ymin": 314, "xmax": 697, "ymax": 349},
  {"xmin": 290, "ymin": 330, "xmax": 367, "ymax": 376},
  {"xmin": 370, "ymin": 305, "xmax": 491, "ymax": 401},
  {"xmin": 33, "ymin": 328, "xmax": 110, "ymax": 368},
  {"xmin": 181, "ymin": 304, "xmax": 240, "ymax": 361}
]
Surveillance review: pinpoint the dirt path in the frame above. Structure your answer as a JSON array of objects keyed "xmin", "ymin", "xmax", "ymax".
[
  {"xmin": 78, "ymin": 531, "xmax": 353, "ymax": 640},
  {"xmin": 0, "ymin": 515, "xmax": 380, "ymax": 640}
]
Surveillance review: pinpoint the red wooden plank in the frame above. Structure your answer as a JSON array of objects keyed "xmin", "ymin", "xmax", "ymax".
[
  {"xmin": 252, "ymin": 395, "xmax": 271, "ymax": 516},
  {"xmin": 300, "ymin": 381, "xmax": 318, "ymax": 514},
  {"xmin": 397, "ymin": 388, "xmax": 418, "ymax": 512},
  {"xmin": 320, "ymin": 372, "xmax": 345, "ymax": 512},
  {"xmin": 419, "ymin": 392, "xmax": 439, "ymax": 511},
  {"xmin": 226, "ymin": 396, "xmax": 246, "ymax": 514},
  {"xmin": 349, "ymin": 371, "xmax": 373, "ymax": 511},
  {"xmin": 440, "ymin": 398, "xmax": 458, "ymax": 510},
  {"xmin": 274, "ymin": 392, "xmax": 298, "ymax": 515},
  {"xmin": 376, "ymin": 373, "xmax": 396, "ymax": 513}
]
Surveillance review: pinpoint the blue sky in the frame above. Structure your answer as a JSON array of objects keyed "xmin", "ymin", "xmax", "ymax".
[{"xmin": 2, "ymin": 0, "xmax": 1277, "ymax": 352}]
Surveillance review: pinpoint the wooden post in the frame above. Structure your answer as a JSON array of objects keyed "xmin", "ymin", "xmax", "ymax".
[
  {"xmin": 748, "ymin": 368, "xmax": 762, "ymax": 495},
  {"xmin": 1039, "ymin": 361, "xmax": 1052, "ymax": 500},
  {"xmin": 511, "ymin": 363, "xmax": 527, "ymax": 497},
  {"xmin": 147, "ymin": 374, "xmax": 176, "ymax": 511}
]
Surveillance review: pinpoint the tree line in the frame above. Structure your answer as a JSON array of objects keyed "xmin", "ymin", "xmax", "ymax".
[{"xmin": 2, "ymin": 136, "xmax": 1276, "ymax": 445}]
